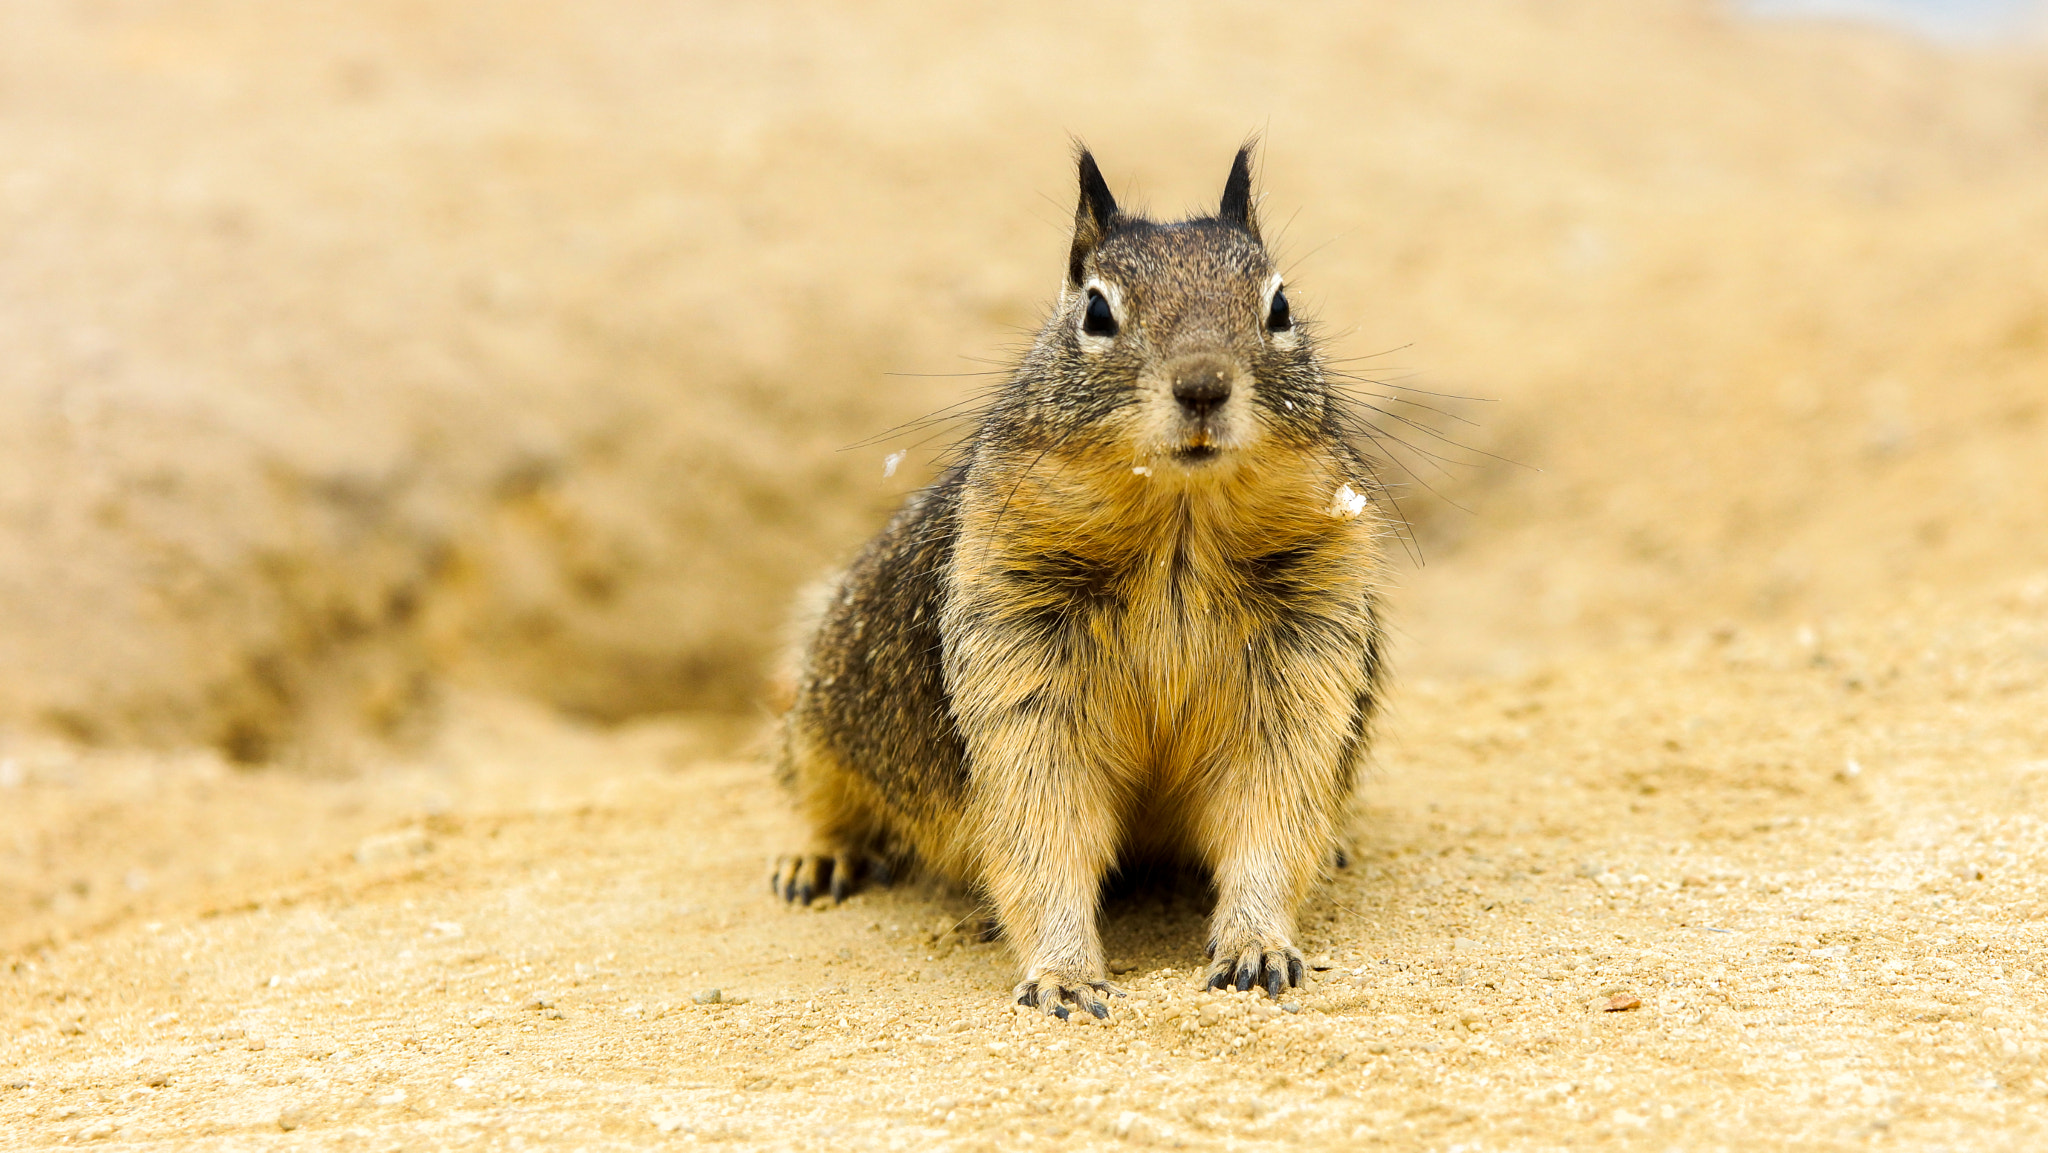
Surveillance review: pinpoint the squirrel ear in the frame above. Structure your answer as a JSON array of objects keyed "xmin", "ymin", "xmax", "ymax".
[
  {"xmin": 1219, "ymin": 143, "xmax": 1260, "ymax": 242},
  {"xmin": 1068, "ymin": 148, "xmax": 1119, "ymax": 287}
]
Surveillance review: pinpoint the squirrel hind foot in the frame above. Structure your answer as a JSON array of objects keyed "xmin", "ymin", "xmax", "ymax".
[{"xmin": 770, "ymin": 850, "xmax": 890, "ymax": 905}]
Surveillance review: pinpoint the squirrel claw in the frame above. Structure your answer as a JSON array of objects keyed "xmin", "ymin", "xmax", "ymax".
[
  {"xmin": 1204, "ymin": 941, "xmax": 1305, "ymax": 999},
  {"xmin": 1014, "ymin": 973, "xmax": 1122, "ymax": 1021},
  {"xmin": 771, "ymin": 851, "xmax": 898, "ymax": 905},
  {"xmin": 771, "ymin": 852, "xmax": 848, "ymax": 906}
]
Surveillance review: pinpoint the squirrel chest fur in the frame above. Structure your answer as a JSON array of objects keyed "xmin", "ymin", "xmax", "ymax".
[{"xmin": 775, "ymin": 145, "xmax": 1387, "ymax": 1018}]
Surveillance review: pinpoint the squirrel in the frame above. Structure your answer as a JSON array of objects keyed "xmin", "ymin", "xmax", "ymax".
[{"xmin": 773, "ymin": 144, "xmax": 1388, "ymax": 1019}]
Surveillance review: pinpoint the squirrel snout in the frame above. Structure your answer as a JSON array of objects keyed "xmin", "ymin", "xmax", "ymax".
[{"xmin": 1171, "ymin": 358, "xmax": 1234, "ymax": 419}]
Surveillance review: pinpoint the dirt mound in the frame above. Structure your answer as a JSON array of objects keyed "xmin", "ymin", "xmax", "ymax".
[{"xmin": 5, "ymin": 0, "xmax": 2044, "ymax": 759}]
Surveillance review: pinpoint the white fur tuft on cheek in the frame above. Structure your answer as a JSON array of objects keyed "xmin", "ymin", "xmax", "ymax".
[{"xmin": 1327, "ymin": 483, "xmax": 1367, "ymax": 520}]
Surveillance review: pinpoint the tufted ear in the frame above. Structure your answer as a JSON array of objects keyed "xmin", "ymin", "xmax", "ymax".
[
  {"xmin": 1218, "ymin": 143, "xmax": 1259, "ymax": 242},
  {"xmin": 1067, "ymin": 148, "xmax": 1120, "ymax": 288}
]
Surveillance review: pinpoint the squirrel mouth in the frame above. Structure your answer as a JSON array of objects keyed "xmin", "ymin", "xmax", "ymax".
[{"xmin": 1173, "ymin": 424, "xmax": 1224, "ymax": 462}]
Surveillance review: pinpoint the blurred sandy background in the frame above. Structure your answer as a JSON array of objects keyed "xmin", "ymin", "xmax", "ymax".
[
  {"xmin": 3, "ymin": 1, "xmax": 2048, "ymax": 1148},
  {"xmin": 2, "ymin": 0, "xmax": 2041, "ymax": 759}
]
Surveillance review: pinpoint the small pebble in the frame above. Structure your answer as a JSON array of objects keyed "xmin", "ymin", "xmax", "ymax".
[
  {"xmin": 693, "ymin": 989, "xmax": 722, "ymax": 1005},
  {"xmin": 57, "ymin": 1021, "xmax": 84, "ymax": 1036},
  {"xmin": 245, "ymin": 1038, "xmax": 267, "ymax": 1051},
  {"xmin": 524, "ymin": 996, "xmax": 554, "ymax": 1011},
  {"xmin": 353, "ymin": 827, "xmax": 430, "ymax": 866},
  {"xmin": 468, "ymin": 1011, "xmax": 497, "ymax": 1028},
  {"xmin": 276, "ymin": 1107, "xmax": 309, "ymax": 1132},
  {"xmin": 143, "ymin": 1072, "xmax": 170, "ymax": 1087},
  {"xmin": 4, "ymin": 1079, "xmax": 29, "ymax": 1090},
  {"xmin": 1281, "ymin": 1003, "xmax": 1302, "ymax": 1014},
  {"xmin": 1116, "ymin": 1112, "xmax": 1160, "ymax": 1140}
]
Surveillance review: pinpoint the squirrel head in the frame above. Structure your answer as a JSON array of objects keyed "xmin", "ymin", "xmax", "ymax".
[{"xmin": 999, "ymin": 143, "xmax": 1330, "ymax": 481}]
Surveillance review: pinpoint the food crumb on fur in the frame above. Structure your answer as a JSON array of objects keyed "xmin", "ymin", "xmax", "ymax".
[{"xmin": 1329, "ymin": 482, "xmax": 1368, "ymax": 520}]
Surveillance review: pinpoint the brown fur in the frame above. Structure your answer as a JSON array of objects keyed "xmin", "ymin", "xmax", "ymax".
[{"xmin": 773, "ymin": 145, "xmax": 1388, "ymax": 1018}]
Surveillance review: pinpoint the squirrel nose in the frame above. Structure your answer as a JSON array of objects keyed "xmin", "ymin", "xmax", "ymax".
[{"xmin": 1172, "ymin": 360, "xmax": 1232, "ymax": 418}]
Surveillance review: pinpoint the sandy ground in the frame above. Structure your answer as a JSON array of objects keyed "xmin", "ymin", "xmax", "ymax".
[
  {"xmin": 6, "ymin": 0, "xmax": 2048, "ymax": 1149},
  {"xmin": 4, "ymin": 586, "xmax": 2048, "ymax": 1150}
]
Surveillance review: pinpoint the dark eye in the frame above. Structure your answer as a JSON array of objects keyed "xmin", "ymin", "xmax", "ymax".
[
  {"xmin": 1083, "ymin": 289, "xmax": 1118, "ymax": 338},
  {"xmin": 1266, "ymin": 287, "xmax": 1292, "ymax": 332}
]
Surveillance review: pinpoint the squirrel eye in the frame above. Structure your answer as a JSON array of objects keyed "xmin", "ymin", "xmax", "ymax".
[
  {"xmin": 1266, "ymin": 287, "xmax": 1292, "ymax": 332},
  {"xmin": 1082, "ymin": 289, "xmax": 1119, "ymax": 338}
]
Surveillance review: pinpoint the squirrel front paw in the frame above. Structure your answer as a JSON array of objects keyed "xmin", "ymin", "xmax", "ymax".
[
  {"xmin": 1204, "ymin": 934, "xmax": 1305, "ymax": 997},
  {"xmin": 1014, "ymin": 970, "xmax": 1123, "ymax": 1021}
]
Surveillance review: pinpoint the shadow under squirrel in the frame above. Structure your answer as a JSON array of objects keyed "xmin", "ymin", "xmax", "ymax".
[{"xmin": 775, "ymin": 144, "xmax": 1389, "ymax": 1019}]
